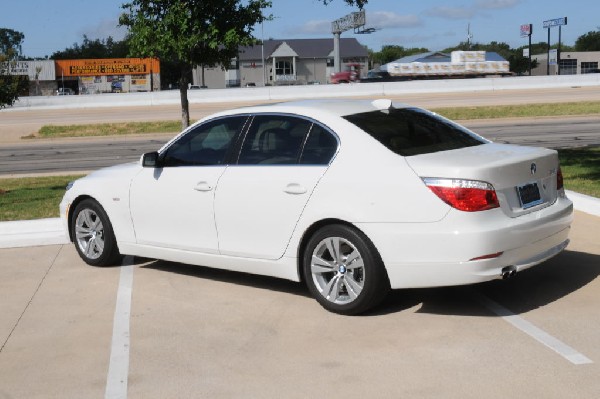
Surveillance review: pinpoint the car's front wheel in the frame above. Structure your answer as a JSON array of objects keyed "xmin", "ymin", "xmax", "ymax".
[
  {"xmin": 303, "ymin": 224, "xmax": 390, "ymax": 315},
  {"xmin": 72, "ymin": 199, "xmax": 121, "ymax": 266}
]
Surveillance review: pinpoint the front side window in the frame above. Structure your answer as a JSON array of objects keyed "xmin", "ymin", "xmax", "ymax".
[
  {"xmin": 162, "ymin": 116, "xmax": 247, "ymax": 166},
  {"xmin": 238, "ymin": 115, "xmax": 311, "ymax": 165},
  {"xmin": 344, "ymin": 108, "xmax": 486, "ymax": 157}
]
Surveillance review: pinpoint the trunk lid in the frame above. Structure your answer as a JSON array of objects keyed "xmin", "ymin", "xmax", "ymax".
[{"xmin": 405, "ymin": 143, "xmax": 560, "ymax": 217}]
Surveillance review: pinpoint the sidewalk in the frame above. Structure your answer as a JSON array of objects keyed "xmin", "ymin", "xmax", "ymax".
[{"xmin": 1, "ymin": 190, "xmax": 599, "ymax": 249}]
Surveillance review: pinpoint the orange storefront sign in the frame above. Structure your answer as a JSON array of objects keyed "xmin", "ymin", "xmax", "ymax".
[{"xmin": 55, "ymin": 58, "xmax": 160, "ymax": 77}]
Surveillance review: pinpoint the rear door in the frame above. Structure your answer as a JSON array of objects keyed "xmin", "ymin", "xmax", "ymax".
[{"xmin": 214, "ymin": 114, "xmax": 338, "ymax": 260}]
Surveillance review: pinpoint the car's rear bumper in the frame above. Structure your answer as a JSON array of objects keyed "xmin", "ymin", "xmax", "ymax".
[{"xmin": 356, "ymin": 196, "xmax": 573, "ymax": 289}]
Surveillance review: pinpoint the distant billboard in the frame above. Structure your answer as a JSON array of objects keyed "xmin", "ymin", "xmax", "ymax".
[
  {"xmin": 520, "ymin": 24, "xmax": 532, "ymax": 37},
  {"xmin": 55, "ymin": 58, "xmax": 160, "ymax": 77},
  {"xmin": 543, "ymin": 17, "xmax": 567, "ymax": 29}
]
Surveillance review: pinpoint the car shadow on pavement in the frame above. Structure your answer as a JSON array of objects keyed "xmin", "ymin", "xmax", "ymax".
[
  {"xmin": 136, "ymin": 250, "xmax": 599, "ymax": 317},
  {"xmin": 374, "ymin": 250, "xmax": 600, "ymax": 317},
  {"xmin": 141, "ymin": 260, "xmax": 310, "ymax": 298}
]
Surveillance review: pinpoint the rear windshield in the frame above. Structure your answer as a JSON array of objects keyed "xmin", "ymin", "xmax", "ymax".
[{"xmin": 343, "ymin": 108, "xmax": 486, "ymax": 156}]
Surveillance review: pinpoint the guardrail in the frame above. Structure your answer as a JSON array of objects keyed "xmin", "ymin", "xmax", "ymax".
[{"xmin": 8, "ymin": 74, "xmax": 600, "ymax": 111}]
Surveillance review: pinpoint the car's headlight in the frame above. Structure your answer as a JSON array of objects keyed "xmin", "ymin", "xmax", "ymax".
[{"xmin": 66, "ymin": 181, "xmax": 75, "ymax": 191}]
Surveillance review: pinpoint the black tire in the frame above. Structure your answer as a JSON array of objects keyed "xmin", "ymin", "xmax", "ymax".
[
  {"xmin": 303, "ymin": 224, "xmax": 390, "ymax": 315},
  {"xmin": 71, "ymin": 199, "xmax": 121, "ymax": 266}
]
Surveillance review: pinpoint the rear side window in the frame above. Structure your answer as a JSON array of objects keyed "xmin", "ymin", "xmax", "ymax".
[
  {"xmin": 344, "ymin": 108, "xmax": 486, "ymax": 156},
  {"xmin": 238, "ymin": 115, "xmax": 312, "ymax": 165},
  {"xmin": 300, "ymin": 124, "xmax": 338, "ymax": 165}
]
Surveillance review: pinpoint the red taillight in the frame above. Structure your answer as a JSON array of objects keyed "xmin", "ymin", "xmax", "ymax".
[
  {"xmin": 423, "ymin": 178, "xmax": 500, "ymax": 212},
  {"xmin": 557, "ymin": 166, "xmax": 564, "ymax": 190}
]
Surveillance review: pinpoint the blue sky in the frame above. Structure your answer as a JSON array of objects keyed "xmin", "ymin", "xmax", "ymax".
[{"xmin": 2, "ymin": 0, "xmax": 598, "ymax": 58}]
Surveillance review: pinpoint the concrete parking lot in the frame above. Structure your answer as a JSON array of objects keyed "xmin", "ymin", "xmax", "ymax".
[{"xmin": 0, "ymin": 210, "xmax": 599, "ymax": 398}]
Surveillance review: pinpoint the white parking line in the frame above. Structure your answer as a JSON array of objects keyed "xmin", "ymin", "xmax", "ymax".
[
  {"xmin": 105, "ymin": 256, "xmax": 134, "ymax": 399},
  {"xmin": 476, "ymin": 293, "xmax": 593, "ymax": 365}
]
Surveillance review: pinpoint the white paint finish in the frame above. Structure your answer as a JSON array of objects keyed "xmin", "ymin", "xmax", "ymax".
[
  {"xmin": 55, "ymin": 99, "xmax": 575, "ymax": 290},
  {"xmin": 63, "ymin": 163, "xmax": 142, "ymax": 244},
  {"xmin": 129, "ymin": 166, "xmax": 225, "ymax": 253},
  {"xmin": 105, "ymin": 256, "xmax": 134, "ymax": 399},
  {"xmin": 215, "ymin": 165, "xmax": 326, "ymax": 259},
  {"xmin": 476, "ymin": 293, "xmax": 593, "ymax": 365}
]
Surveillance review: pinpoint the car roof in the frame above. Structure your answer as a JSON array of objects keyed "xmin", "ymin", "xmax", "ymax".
[{"xmin": 212, "ymin": 99, "xmax": 412, "ymax": 119}]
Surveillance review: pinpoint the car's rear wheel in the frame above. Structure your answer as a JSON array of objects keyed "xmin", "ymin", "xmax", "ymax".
[
  {"xmin": 72, "ymin": 199, "xmax": 121, "ymax": 266},
  {"xmin": 303, "ymin": 224, "xmax": 390, "ymax": 315}
]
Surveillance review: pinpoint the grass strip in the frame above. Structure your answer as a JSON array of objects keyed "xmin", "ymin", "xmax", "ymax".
[
  {"xmin": 431, "ymin": 101, "xmax": 600, "ymax": 121},
  {"xmin": 29, "ymin": 102, "xmax": 600, "ymax": 139},
  {"xmin": 36, "ymin": 120, "xmax": 184, "ymax": 138},
  {"xmin": 0, "ymin": 146, "xmax": 598, "ymax": 222},
  {"xmin": 0, "ymin": 175, "xmax": 85, "ymax": 221},
  {"xmin": 559, "ymin": 146, "xmax": 600, "ymax": 198}
]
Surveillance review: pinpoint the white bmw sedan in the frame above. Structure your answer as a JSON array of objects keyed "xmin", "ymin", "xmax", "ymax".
[{"xmin": 60, "ymin": 99, "xmax": 573, "ymax": 314}]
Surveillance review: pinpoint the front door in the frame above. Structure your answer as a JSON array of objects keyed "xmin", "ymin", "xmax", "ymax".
[{"xmin": 129, "ymin": 116, "xmax": 247, "ymax": 253}]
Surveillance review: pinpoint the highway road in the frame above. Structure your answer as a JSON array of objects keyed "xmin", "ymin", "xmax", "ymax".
[
  {"xmin": 1, "ymin": 117, "xmax": 599, "ymax": 176},
  {"xmin": 1, "ymin": 86, "xmax": 599, "ymax": 176}
]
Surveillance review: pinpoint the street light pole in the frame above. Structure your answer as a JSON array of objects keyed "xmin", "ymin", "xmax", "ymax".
[{"xmin": 261, "ymin": 20, "xmax": 266, "ymax": 87}]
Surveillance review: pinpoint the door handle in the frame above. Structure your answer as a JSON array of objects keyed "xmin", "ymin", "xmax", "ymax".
[
  {"xmin": 284, "ymin": 183, "xmax": 307, "ymax": 195},
  {"xmin": 194, "ymin": 182, "xmax": 213, "ymax": 192}
]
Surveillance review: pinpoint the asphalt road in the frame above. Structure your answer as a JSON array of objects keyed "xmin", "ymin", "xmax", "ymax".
[{"xmin": 1, "ymin": 117, "xmax": 599, "ymax": 176}]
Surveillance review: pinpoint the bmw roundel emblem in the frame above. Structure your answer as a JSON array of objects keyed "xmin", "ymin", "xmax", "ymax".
[{"xmin": 530, "ymin": 163, "xmax": 537, "ymax": 175}]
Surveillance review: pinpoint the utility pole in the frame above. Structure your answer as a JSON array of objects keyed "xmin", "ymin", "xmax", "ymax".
[{"xmin": 467, "ymin": 23, "xmax": 473, "ymax": 50}]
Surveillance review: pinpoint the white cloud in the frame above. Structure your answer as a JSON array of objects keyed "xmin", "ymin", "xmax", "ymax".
[
  {"xmin": 368, "ymin": 11, "xmax": 423, "ymax": 29},
  {"xmin": 288, "ymin": 11, "xmax": 422, "ymax": 36},
  {"xmin": 379, "ymin": 31, "xmax": 457, "ymax": 47},
  {"xmin": 287, "ymin": 19, "xmax": 331, "ymax": 35},
  {"xmin": 425, "ymin": 0, "xmax": 520, "ymax": 20},
  {"xmin": 425, "ymin": 6, "xmax": 477, "ymax": 20},
  {"xmin": 476, "ymin": 0, "xmax": 521, "ymax": 10}
]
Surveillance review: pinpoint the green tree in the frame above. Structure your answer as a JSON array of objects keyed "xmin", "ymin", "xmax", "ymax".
[
  {"xmin": 575, "ymin": 30, "xmax": 600, "ymax": 51},
  {"xmin": 372, "ymin": 45, "xmax": 430, "ymax": 65},
  {"xmin": 51, "ymin": 35, "xmax": 130, "ymax": 59},
  {"xmin": 321, "ymin": 0, "xmax": 368, "ymax": 7},
  {"xmin": 120, "ymin": 0, "xmax": 271, "ymax": 129},
  {"xmin": 0, "ymin": 28, "xmax": 26, "ymax": 109},
  {"xmin": 507, "ymin": 52, "xmax": 538, "ymax": 75}
]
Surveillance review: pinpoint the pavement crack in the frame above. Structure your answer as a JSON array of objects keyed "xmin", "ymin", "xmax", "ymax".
[{"xmin": 0, "ymin": 245, "xmax": 63, "ymax": 355}]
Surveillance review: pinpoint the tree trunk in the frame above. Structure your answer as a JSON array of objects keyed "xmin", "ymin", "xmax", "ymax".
[
  {"xmin": 179, "ymin": 84, "xmax": 190, "ymax": 129},
  {"xmin": 179, "ymin": 66, "xmax": 191, "ymax": 129}
]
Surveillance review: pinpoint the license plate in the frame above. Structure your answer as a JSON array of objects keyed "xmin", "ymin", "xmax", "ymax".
[{"xmin": 517, "ymin": 182, "xmax": 543, "ymax": 209}]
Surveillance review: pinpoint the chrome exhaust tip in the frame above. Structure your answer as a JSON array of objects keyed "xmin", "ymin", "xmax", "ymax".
[{"xmin": 501, "ymin": 266, "xmax": 517, "ymax": 280}]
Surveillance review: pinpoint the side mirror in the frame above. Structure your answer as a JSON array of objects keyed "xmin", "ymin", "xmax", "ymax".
[{"xmin": 142, "ymin": 152, "xmax": 161, "ymax": 168}]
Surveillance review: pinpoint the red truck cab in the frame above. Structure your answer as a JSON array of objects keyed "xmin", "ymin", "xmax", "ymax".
[{"xmin": 330, "ymin": 63, "xmax": 362, "ymax": 84}]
